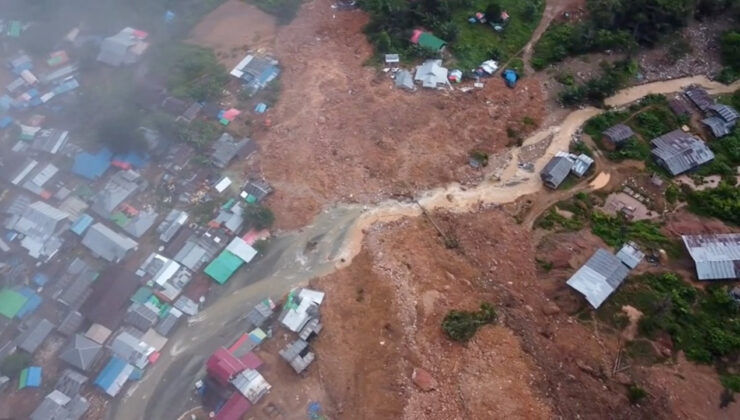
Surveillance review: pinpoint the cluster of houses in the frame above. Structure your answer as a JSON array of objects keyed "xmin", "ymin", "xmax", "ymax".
[
  {"xmin": 0, "ymin": 22, "xmax": 281, "ymax": 419},
  {"xmin": 567, "ymin": 234, "xmax": 740, "ymax": 309},
  {"xmin": 196, "ymin": 288, "xmax": 325, "ymax": 419},
  {"xmin": 542, "ymin": 85, "xmax": 739, "ymax": 189}
]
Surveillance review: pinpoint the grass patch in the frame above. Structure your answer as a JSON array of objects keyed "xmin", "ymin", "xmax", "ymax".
[
  {"xmin": 442, "ymin": 302, "xmax": 497, "ymax": 342},
  {"xmin": 629, "ymin": 106, "xmax": 679, "ymax": 140},
  {"xmin": 628, "ymin": 384, "xmax": 648, "ymax": 404},
  {"xmin": 451, "ymin": 0, "xmax": 544, "ymax": 70},
  {"xmin": 590, "ymin": 211, "xmax": 676, "ymax": 252},
  {"xmin": 152, "ymin": 44, "xmax": 228, "ymax": 101},
  {"xmin": 536, "ymin": 193, "xmax": 593, "ymax": 231}
]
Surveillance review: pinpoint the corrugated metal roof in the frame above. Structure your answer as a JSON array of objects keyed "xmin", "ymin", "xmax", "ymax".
[
  {"xmin": 540, "ymin": 156, "xmax": 572, "ymax": 188},
  {"xmin": 650, "ymin": 130, "xmax": 714, "ymax": 175},
  {"xmin": 94, "ymin": 356, "xmax": 133, "ymax": 396},
  {"xmin": 708, "ymin": 104, "xmax": 739, "ymax": 123},
  {"xmin": 702, "ymin": 116, "xmax": 731, "ymax": 138},
  {"xmin": 59, "ymin": 334, "xmax": 102, "ymax": 372},
  {"xmin": 19, "ymin": 318, "xmax": 54, "ymax": 353},
  {"xmin": 684, "ymin": 86, "xmax": 714, "ymax": 111},
  {"xmin": 682, "ymin": 234, "xmax": 740, "ymax": 280},
  {"xmin": 602, "ymin": 124, "xmax": 634, "ymax": 143},
  {"xmin": 616, "ymin": 242, "xmax": 644, "ymax": 269},
  {"xmin": 81, "ymin": 223, "xmax": 137, "ymax": 263},
  {"xmin": 567, "ymin": 249, "xmax": 629, "ymax": 308}
]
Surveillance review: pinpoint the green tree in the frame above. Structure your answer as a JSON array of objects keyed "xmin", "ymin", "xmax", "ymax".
[
  {"xmin": 245, "ymin": 204, "xmax": 275, "ymax": 230},
  {"xmin": 1, "ymin": 352, "xmax": 31, "ymax": 378},
  {"xmin": 485, "ymin": 3, "xmax": 502, "ymax": 22},
  {"xmin": 721, "ymin": 31, "xmax": 740, "ymax": 70},
  {"xmin": 442, "ymin": 302, "xmax": 497, "ymax": 342}
]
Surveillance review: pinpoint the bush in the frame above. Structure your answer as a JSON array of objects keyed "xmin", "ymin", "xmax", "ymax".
[
  {"xmin": 590, "ymin": 211, "xmax": 672, "ymax": 249},
  {"xmin": 606, "ymin": 138, "xmax": 651, "ymax": 162},
  {"xmin": 559, "ymin": 60, "xmax": 637, "ymax": 106},
  {"xmin": 442, "ymin": 302, "xmax": 497, "ymax": 342},
  {"xmin": 244, "ymin": 204, "xmax": 275, "ymax": 230},
  {"xmin": 686, "ymin": 182, "xmax": 740, "ymax": 226},
  {"xmin": 628, "ymin": 384, "xmax": 647, "ymax": 404},
  {"xmin": 722, "ymin": 375, "xmax": 740, "ymax": 393},
  {"xmin": 1, "ymin": 352, "xmax": 31, "ymax": 378},
  {"xmin": 469, "ymin": 150, "xmax": 489, "ymax": 167},
  {"xmin": 153, "ymin": 44, "xmax": 228, "ymax": 101}
]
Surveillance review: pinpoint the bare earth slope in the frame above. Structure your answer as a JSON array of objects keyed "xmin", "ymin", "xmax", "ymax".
[{"xmin": 256, "ymin": 0, "xmax": 545, "ymax": 229}]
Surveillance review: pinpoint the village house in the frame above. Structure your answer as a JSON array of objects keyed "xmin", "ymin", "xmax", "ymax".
[
  {"xmin": 59, "ymin": 334, "xmax": 103, "ymax": 373},
  {"xmin": 601, "ymin": 123, "xmax": 634, "ymax": 149},
  {"xmin": 540, "ymin": 155, "xmax": 573, "ymax": 189},
  {"xmin": 684, "ymin": 85, "xmax": 714, "ymax": 112},
  {"xmin": 682, "ymin": 234, "xmax": 740, "ymax": 280},
  {"xmin": 567, "ymin": 248, "xmax": 631, "ymax": 308},
  {"xmin": 230, "ymin": 54, "xmax": 280, "ymax": 95},
  {"xmin": 30, "ymin": 390, "xmax": 89, "ymax": 420},
  {"xmin": 701, "ymin": 103, "xmax": 739, "ymax": 138},
  {"xmin": 4, "ymin": 200, "xmax": 69, "ymax": 261},
  {"xmin": 97, "ymin": 27, "xmax": 149, "ymax": 67},
  {"xmin": 211, "ymin": 133, "xmax": 256, "ymax": 168},
  {"xmin": 650, "ymin": 130, "xmax": 714, "ymax": 176},
  {"xmin": 81, "ymin": 223, "xmax": 138, "ymax": 263},
  {"xmin": 414, "ymin": 59, "xmax": 449, "ymax": 89},
  {"xmin": 90, "ymin": 169, "xmax": 148, "ymax": 219}
]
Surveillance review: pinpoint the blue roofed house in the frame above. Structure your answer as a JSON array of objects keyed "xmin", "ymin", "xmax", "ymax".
[
  {"xmin": 70, "ymin": 213, "xmax": 94, "ymax": 236},
  {"xmin": 72, "ymin": 148, "xmax": 113, "ymax": 180},
  {"xmin": 230, "ymin": 55, "xmax": 280, "ymax": 96},
  {"xmin": 95, "ymin": 356, "xmax": 134, "ymax": 397}
]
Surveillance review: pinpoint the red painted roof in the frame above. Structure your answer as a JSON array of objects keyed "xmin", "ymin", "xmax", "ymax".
[
  {"xmin": 238, "ymin": 351, "xmax": 263, "ymax": 370},
  {"xmin": 228, "ymin": 333, "xmax": 248, "ymax": 353},
  {"xmin": 215, "ymin": 393, "xmax": 252, "ymax": 420},
  {"xmin": 207, "ymin": 348, "xmax": 245, "ymax": 386}
]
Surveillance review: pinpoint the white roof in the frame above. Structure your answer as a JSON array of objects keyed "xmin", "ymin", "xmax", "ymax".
[
  {"xmin": 567, "ymin": 249, "xmax": 629, "ymax": 308},
  {"xmin": 151, "ymin": 255, "xmax": 181, "ymax": 286},
  {"xmin": 12, "ymin": 160, "xmax": 38, "ymax": 185},
  {"xmin": 230, "ymin": 54, "xmax": 254, "ymax": 78},
  {"xmin": 414, "ymin": 59, "xmax": 449, "ymax": 88},
  {"xmin": 616, "ymin": 242, "xmax": 644, "ymax": 269},
  {"xmin": 214, "ymin": 176, "xmax": 232, "ymax": 193},
  {"xmin": 226, "ymin": 237, "xmax": 257, "ymax": 263},
  {"xmin": 682, "ymin": 234, "xmax": 740, "ymax": 280},
  {"xmin": 299, "ymin": 288, "xmax": 325, "ymax": 305}
]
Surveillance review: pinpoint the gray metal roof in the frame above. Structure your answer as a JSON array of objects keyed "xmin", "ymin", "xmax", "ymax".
[
  {"xmin": 567, "ymin": 249, "xmax": 630, "ymax": 308},
  {"xmin": 155, "ymin": 312, "xmax": 180, "ymax": 337},
  {"xmin": 650, "ymin": 130, "xmax": 714, "ymax": 175},
  {"xmin": 157, "ymin": 209, "xmax": 188, "ymax": 243},
  {"xmin": 211, "ymin": 133, "xmax": 251, "ymax": 168},
  {"xmin": 57, "ymin": 311, "xmax": 84, "ymax": 337},
  {"xmin": 31, "ymin": 129, "xmax": 68, "ymax": 154},
  {"xmin": 54, "ymin": 369, "xmax": 88, "ymax": 398},
  {"xmin": 90, "ymin": 170, "xmax": 144, "ymax": 218},
  {"xmin": 602, "ymin": 124, "xmax": 634, "ymax": 143},
  {"xmin": 540, "ymin": 156, "xmax": 572, "ymax": 188},
  {"xmin": 57, "ymin": 269, "xmax": 96, "ymax": 309},
  {"xmin": 30, "ymin": 390, "xmax": 89, "ymax": 420},
  {"xmin": 11, "ymin": 201, "xmax": 69, "ymax": 239},
  {"xmin": 123, "ymin": 209, "xmax": 158, "ymax": 238},
  {"xmin": 616, "ymin": 242, "xmax": 645, "ymax": 269},
  {"xmin": 109, "ymin": 331, "xmax": 147, "ymax": 365},
  {"xmin": 279, "ymin": 339, "xmax": 308, "ymax": 362},
  {"xmin": 19, "ymin": 318, "xmax": 55, "ymax": 354},
  {"xmin": 59, "ymin": 334, "xmax": 102, "ymax": 372},
  {"xmin": 244, "ymin": 180, "xmax": 273, "ymax": 202},
  {"xmin": 708, "ymin": 104, "xmax": 739, "ymax": 123},
  {"xmin": 702, "ymin": 116, "xmax": 731, "ymax": 138},
  {"xmin": 572, "ymin": 154, "xmax": 594, "ymax": 177},
  {"xmin": 124, "ymin": 303, "xmax": 159, "ymax": 331},
  {"xmin": 81, "ymin": 223, "xmax": 138, "ymax": 263},
  {"xmin": 395, "ymin": 70, "xmax": 415, "ymax": 91},
  {"xmin": 682, "ymin": 234, "xmax": 740, "ymax": 280},
  {"xmin": 684, "ymin": 86, "xmax": 714, "ymax": 111},
  {"xmin": 414, "ymin": 59, "xmax": 448, "ymax": 88}
]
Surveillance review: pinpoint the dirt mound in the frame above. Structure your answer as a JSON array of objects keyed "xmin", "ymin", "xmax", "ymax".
[
  {"xmin": 254, "ymin": 0, "xmax": 545, "ymax": 228},
  {"xmin": 311, "ymin": 209, "xmax": 682, "ymax": 419},
  {"xmin": 663, "ymin": 209, "xmax": 735, "ymax": 237}
]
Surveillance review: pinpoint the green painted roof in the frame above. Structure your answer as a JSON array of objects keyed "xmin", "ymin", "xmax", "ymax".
[
  {"xmin": 131, "ymin": 287, "xmax": 153, "ymax": 304},
  {"xmin": 0, "ymin": 289, "xmax": 29, "ymax": 319},
  {"xmin": 111, "ymin": 212, "xmax": 130, "ymax": 227},
  {"xmin": 204, "ymin": 250, "xmax": 244, "ymax": 284},
  {"xmin": 418, "ymin": 33, "xmax": 446, "ymax": 51}
]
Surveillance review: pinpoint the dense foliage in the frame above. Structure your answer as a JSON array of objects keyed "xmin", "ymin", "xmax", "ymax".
[
  {"xmin": 153, "ymin": 44, "xmax": 228, "ymax": 101},
  {"xmin": 559, "ymin": 60, "xmax": 638, "ymax": 106},
  {"xmin": 360, "ymin": 0, "xmax": 543, "ymax": 68},
  {"xmin": 590, "ymin": 211, "xmax": 673, "ymax": 250},
  {"xmin": 244, "ymin": 204, "xmax": 276, "ymax": 230},
  {"xmin": 532, "ymin": 0, "xmax": 738, "ymax": 69},
  {"xmin": 252, "ymin": 0, "xmax": 303, "ymax": 24},
  {"xmin": 686, "ymin": 182, "xmax": 740, "ymax": 226},
  {"xmin": 0, "ymin": 352, "xmax": 31, "ymax": 378},
  {"xmin": 599, "ymin": 272, "xmax": 740, "ymax": 366},
  {"xmin": 718, "ymin": 30, "xmax": 740, "ymax": 83},
  {"xmin": 442, "ymin": 302, "xmax": 497, "ymax": 342}
]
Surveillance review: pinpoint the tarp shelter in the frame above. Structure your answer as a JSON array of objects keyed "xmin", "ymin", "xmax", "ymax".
[
  {"xmin": 0, "ymin": 289, "xmax": 28, "ymax": 318},
  {"xmin": 72, "ymin": 149, "xmax": 113, "ymax": 180},
  {"xmin": 70, "ymin": 213, "xmax": 94, "ymax": 236},
  {"xmin": 254, "ymin": 103, "xmax": 267, "ymax": 114},
  {"xmin": 95, "ymin": 357, "xmax": 134, "ymax": 397},
  {"xmin": 17, "ymin": 287, "xmax": 42, "ymax": 319},
  {"xmin": 204, "ymin": 251, "xmax": 244, "ymax": 284},
  {"xmin": 19, "ymin": 366, "xmax": 42, "ymax": 389},
  {"xmin": 410, "ymin": 30, "xmax": 446, "ymax": 51}
]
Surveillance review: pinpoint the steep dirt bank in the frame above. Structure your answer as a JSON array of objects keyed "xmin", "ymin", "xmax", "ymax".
[{"xmin": 312, "ymin": 209, "xmax": 686, "ymax": 419}]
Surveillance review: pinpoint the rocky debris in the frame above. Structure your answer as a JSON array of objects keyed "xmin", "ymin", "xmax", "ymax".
[
  {"xmin": 542, "ymin": 302, "xmax": 561, "ymax": 316},
  {"xmin": 614, "ymin": 373, "xmax": 633, "ymax": 386},
  {"xmin": 412, "ymin": 368, "xmax": 437, "ymax": 392}
]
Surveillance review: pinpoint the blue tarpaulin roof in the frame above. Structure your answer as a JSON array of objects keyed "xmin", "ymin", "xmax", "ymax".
[
  {"xmin": 26, "ymin": 366, "xmax": 42, "ymax": 387},
  {"xmin": 254, "ymin": 103, "xmax": 267, "ymax": 114},
  {"xmin": 16, "ymin": 287, "xmax": 42, "ymax": 319},
  {"xmin": 32, "ymin": 273, "xmax": 49, "ymax": 286},
  {"xmin": 72, "ymin": 148, "xmax": 113, "ymax": 180},
  {"xmin": 95, "ymin": 357, "xmax": 127, "ymax": 390},
  {"xmin": 70, "ymin": 213, "xmax": 94, "ymax": 236},
  {"xmin": 113, "ymin": 151, "xmax": 149, "ymax": 168},
  {"xmin": 0, "ymin": 95, "xmax": 13, "ymax": 109},
  {"xmin": 0, "ymin": 116, "xmax": 12, "ymax": 128}
]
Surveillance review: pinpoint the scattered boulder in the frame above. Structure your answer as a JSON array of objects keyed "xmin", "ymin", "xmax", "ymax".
[
  {"xmin": 614, "ymin": 372, "xmax": 632, "ymax": 386},
  {"xmin": 542, "ymin": 302, "xmax": 561, "ymax": 316},
  {"xmin": 412, "ymin": 367, "xmax": 437, "ymax": 391}
]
